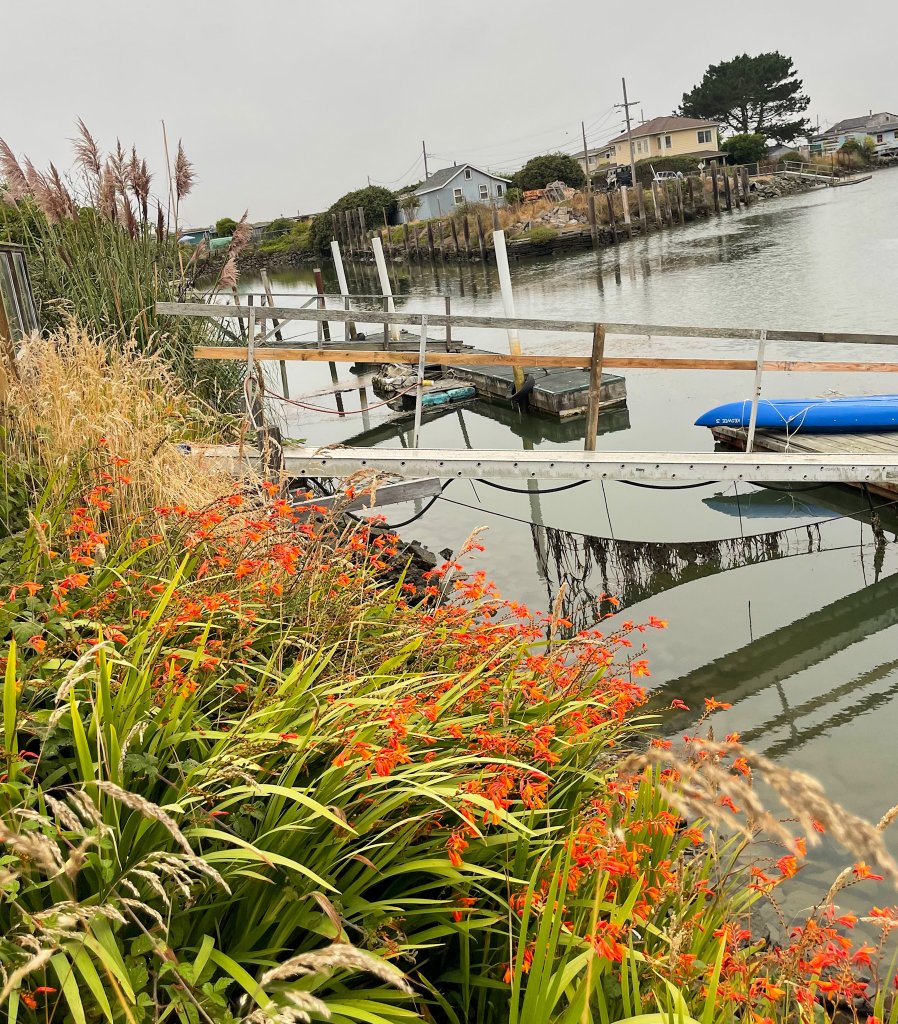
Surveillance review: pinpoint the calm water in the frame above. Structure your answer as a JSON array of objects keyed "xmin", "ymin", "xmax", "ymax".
[{"xmin": 241, "ymin": 169, "xmax": 898, "ymax": 910}]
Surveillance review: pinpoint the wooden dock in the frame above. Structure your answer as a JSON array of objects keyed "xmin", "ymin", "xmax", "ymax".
[{"xmin": 712, "ymin": 425, "xmax": 898, "ymax": 499}]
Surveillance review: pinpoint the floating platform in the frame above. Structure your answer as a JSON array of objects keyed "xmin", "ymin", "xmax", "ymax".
[
  {"xmin": 712, "ymin": 425, "xmax": 898, "ymax": 499},
  {"xmin": 452, "ymin": 364, "xmax": 627, "ymax": 419}
]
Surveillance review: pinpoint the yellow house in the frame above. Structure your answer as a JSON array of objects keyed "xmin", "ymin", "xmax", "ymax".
[{"xmin": 578, "ymin": 116, "xmax": 724, "ymax": 174}]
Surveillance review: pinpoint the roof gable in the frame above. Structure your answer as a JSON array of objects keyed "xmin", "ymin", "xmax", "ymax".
[
  {"xmin": 603, "ymin": 116, "xmax": 718, "ymax": 146},
  {"xmin": 415, "ymin": 164, "xmax": 511, "ymax": 195}
]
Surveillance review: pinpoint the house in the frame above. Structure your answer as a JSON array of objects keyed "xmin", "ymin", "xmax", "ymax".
[
  {"xmin": 810, "ymin": 111, "xmax": 898, "ymax": 154},
  {"xmin": 576, "ymin": 116, "xmax": 724, "ymax": 174},
  {"xmin": 401, "ymin": 164, "xmax": 511, "ymax": 221}
]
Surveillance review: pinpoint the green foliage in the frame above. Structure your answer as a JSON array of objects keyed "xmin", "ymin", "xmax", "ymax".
[
  {"xmin": 505, "ymin": 187, "xmax": 523, "ymax": 206},
  {"xmin": 527, "ymin": 225, "xmax": 558, "ymax": 243},
  {"xmin": 0, "ymin": 128, "xmax": 241, "ymax": 411},
  {"xmin": 256, "ymin": 218, "xmax": 312, "ymax": 257},
  {"xmin": 310, "ymin": 185, "xmax": 398, "ymax": 253},
  {"xmin": 263, "ymin": 216, "xmax": 293, "ymax": 238},
  {"xmin": 633, "ymin": 156, "xmax": 699, "ymax": 187},
  {"xmin": 511, "ymin": 153, "xmax": 586, "ymax": 191},
  {"xmin": 721, "ymin": 132, "xmax": 768, "ymax": 165},
  {"xmin": 680, "ymin": 51, "xmax": 811, "ymax": 143},
  {"xmin": 398, "ymin": 193, "xmax": 422, "ymax": 220},
  {"xmin": 214, "ymin": 217, "xmax": 238, "ymax": 237}
]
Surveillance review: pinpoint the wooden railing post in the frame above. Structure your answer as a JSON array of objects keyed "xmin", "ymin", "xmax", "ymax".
[{"xmin": 412, "ymin": 314, "xmax": 428, "ymax": 448}]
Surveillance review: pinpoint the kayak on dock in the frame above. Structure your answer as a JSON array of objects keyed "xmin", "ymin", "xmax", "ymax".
[{"xmin": 695, "ymin": 395, "xmax": 898, "ymax": 433}]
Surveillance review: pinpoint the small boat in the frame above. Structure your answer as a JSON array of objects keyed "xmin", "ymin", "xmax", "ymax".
[{"xmin": 695, "ymin": 395, "xmax": 898, "ymax": 434}]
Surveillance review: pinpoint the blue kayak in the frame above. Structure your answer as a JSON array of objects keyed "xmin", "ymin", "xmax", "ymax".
[{"xmin": 696, "ymin": 395, "xmax": 898, "ymax": 433}]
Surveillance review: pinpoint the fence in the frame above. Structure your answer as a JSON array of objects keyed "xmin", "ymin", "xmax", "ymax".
[{"xmin": 158, "ymin": 299, "xmax": 898, "ymax": 486}]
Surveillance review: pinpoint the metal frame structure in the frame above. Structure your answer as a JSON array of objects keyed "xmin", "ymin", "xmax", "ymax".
[{"xmin": 158, "ymin": 300, "xmax": 898, "ymax": 486}]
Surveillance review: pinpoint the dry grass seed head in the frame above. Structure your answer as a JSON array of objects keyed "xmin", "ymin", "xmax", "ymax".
[
  {"xmin": 260, "ymin": 943, "xmax": 412, "ymax": 993},
  {"xmin": 0, "ymin": 138, "xmax": 29, "ymax": 200},
  {"xmin": 0, "ymin": 948, "xmax": 55, "ymax": 1003},
  {"xmin": 621, "ymin": 741, "xmax": 898, "ymax": 881}
]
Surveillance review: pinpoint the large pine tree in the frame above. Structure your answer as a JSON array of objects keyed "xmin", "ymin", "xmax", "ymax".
[{"xmin": 680, "ymin": 52, "xmax": 811, "ymax": 143}]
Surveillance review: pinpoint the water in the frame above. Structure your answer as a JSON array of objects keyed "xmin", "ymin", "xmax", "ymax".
[{"xmin": 240, "ymin": 169, "xmax": 898, "ymax": 911}]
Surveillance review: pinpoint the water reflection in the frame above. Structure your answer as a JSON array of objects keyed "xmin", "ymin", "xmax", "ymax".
[{"xmin": 654, "ymin": 564, "xmax": 898, "ymax": 750}]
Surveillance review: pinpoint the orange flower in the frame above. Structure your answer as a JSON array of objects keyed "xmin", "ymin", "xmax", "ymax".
[
  {"xmin": 776, "ymin": 855, "xmax": 798, "ymax": 878},
  {"xmin": 671, "ymin": 699, "xmax": 689, "ymax": 711},
  {"xmin": 27, "ymin": 635, "xmax": 47, "ymax": 652},
  {"xmin": 854, "ymin": 862, "xmax": 884, "ymax": 881},
  {"xmin": 704, "ymin": 697, "xmax": 732, "ymax": 711}
]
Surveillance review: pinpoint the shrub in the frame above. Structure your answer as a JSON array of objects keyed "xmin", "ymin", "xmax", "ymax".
[
  {"xmin": 504, "ymin": 186, "xmax": 523, "ymax": 206},
  {"xmin": 633, "ymin": 155, "xmax": 700, "ymax": 186},
  {"xmin": 511, "ymin": 153, "xmax": 586, "ymax": 191},
  {"xmin": 214, "ymin": 216, "xmax": 238, "ymax": 237},
  {"xmin": 310, "ymin": 185, "xmax": 397, "ymax": 253},
  {"xmin": 527, "ymin": 224, "xmax": 558, "ymax": 243},
  {"xmin": 721, "ymin": 132, "xmax": 768, "ymax": 165}
]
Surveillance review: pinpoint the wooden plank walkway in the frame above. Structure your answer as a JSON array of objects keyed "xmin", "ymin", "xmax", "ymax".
[{"xmin": 712, "ymin": 425, "xmax": 898, "ymax": 498}]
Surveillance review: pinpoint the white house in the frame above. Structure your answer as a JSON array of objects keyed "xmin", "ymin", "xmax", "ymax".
[{"xmin": 401, "ymin": 164, "xmax": 511, "ymax": 221}]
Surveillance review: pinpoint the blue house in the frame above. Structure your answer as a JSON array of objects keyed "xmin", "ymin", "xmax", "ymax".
[
  {"xmin": 401, "ymin": 164, "xmax": 511, "ymax": 221},
  {"xmin": 810, "ymin": 111, "xmax": 898, "ymax": 154}
]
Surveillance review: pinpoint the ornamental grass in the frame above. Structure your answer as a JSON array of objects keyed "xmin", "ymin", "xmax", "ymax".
[{"xmin": 2, "ymin": 334, "xmax": 898, "ymax": 1023}]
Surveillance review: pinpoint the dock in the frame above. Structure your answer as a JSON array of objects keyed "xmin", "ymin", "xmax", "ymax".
[
  {"xmin": 452, "ymin": 364, "xmax": 626, "ymax": 418},
  {"xmin": 712, "ymin": 425, "xmax": 898, "ymax": 499}
]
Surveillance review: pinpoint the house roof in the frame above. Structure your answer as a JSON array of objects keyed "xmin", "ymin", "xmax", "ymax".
[
  {"xmin": 603, "ymin": 116, "xmax": 718, "ymax": 146},
  {"xmin": 815, "ymin": 112, "xmax": 898, "ymax": 139},
  {"xmin": 415, "ymin": 164, "xmax": 511, "ymax": 196}
]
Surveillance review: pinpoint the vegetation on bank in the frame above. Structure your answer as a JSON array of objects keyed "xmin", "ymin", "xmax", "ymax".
[
  {"xmin": 0, "ymin": 123, "xmax": 242, "ymax": 410},
  {"xmin": 2, "ymin": 329, "xmax": 898, "ymax": 1023}
]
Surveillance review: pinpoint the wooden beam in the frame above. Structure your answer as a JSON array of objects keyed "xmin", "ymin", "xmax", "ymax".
[
  {"xmin": 158, "ymin": 302, "xmax": 898, "ymax": 347},
  {"xmin": 193, "ymin": 346, "xmax": 898, "ymax": 374}
]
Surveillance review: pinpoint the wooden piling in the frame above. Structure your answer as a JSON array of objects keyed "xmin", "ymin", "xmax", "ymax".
[
  {"xmin": 686, "ymin": 177, "xmax": 695, "ymax": 213},
  {"xmin": 722, "ymin": 169, "xmax": 732, "ymax": 212},
  {"xmin": 426, "ymin": 221, "xmax": 436, "ymax": 261},
  {"xmin": 403, "ymin": 221, "xmax": 410, "ymax": 259},
  {"xmin": 621, "ymin": 185, "xmax": 633, "ymax": 239},
  {"xmin": 636, "ymin": 186, "xmax": 647, "ymax": 230},
  {"xmin": 449, "ymin": 217, "xmax": 460, "ymax": 254},
  {"xmin": 605, "ymin": 193, "xmax": 619, "ymax": 243},
  {"xmin": 462, "ymin": 214, "xmax": 471, "ymax": 255},
  {"xmin": 491, "ymin": 203, "xmax": 500, "ymax": 231},
  {"xmin": 587, "ymin": 192, "xmax": 599, "ymax": 247},
  {"xmin": 357, "ymin": 206, "xmax": 367, "ymax": 238},
  {"xmin": 710, "ymin": 168, "xmax": 720, "ymax": 214},
  {"xmin": 584, "ymin": 323, "xmax": 606, "ymax": 452},
  {"xmin": 732, "ymin": 170, "xmax": 741, "ymax": 209},
  {"xmin": 741, "ymin": 165, "xmax": 751, "ymax": 203},
  {"xmin": 436, "ymin": 219, "xmax": 446, "ymax": 261},
  {"xmin": 475, "ymin": 211, "xmax": 487, "ymax": 261},
  {"xmin": 675, "ymin": 178, "xmax": 685, "ymax": 224},
  {"xmin": 650, "ymin": 182, "xmax": 662, "ymax": 228},
  {"xmin": 343, "ymin": 210, "xmax": 354, "ymax": 256}
]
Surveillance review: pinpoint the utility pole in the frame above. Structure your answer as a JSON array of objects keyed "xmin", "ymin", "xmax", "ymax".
[
  {"xmin": 422, "ymin": 140, "xmax": 429, "ymax": 180},
  {"xmin": 581, "ymin": 120, "xmax": 591, "ymax": 189},
  {"xmin": 615, "ymin": 78, "xmax": 640, "ymax": 186}
]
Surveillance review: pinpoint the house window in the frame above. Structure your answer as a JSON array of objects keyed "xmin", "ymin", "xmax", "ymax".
[
  {"xmin": 664, "ymin": 135, "xmax": 672, "ymax": 149},
  {"xmin": 479, "ymin": 184, "xmax": 488, "ymax": 199},
  {"xmin": 697, "ymin": 129, "xmax": 713, "ymax": 145},
  {"xmin": 464, "ymin": 168, "xmax": 472, "ymax": 180},
  {"xmin": 453, "ymin": 187, "xmax": 464, "ymax": 205},
  {"xmin": 496, "ymin": 183, "xmax": 504, "ymax": 197},
  {"xmin": 589, "ymin": 155, "xmax": 596, "ymax": 165},
  {"xmin": 877, "ymin": 134, "xmax": 884, "ymax": 142}
]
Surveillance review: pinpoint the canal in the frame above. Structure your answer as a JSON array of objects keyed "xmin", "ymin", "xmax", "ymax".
[{"xmin": 241, "ymin": 168, "xmax": 898, "ymax": 907}]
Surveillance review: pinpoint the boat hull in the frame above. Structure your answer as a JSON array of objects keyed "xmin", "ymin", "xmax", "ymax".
[{"xmin": 696, "ymin": 396, "xmax": 898, "ymax": 433}]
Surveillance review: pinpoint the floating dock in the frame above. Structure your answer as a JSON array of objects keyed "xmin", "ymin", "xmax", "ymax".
[
  {"xmin": 452, "ymin": 364, "xmax": 627, "ymax": 419},
  {"xmin": 712, "ymin": 425, "xmax": 898, "ymax": 499}
]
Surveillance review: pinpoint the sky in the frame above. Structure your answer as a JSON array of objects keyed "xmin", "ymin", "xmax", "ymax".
[{"xmin": 2, "ymin": 0, "xmax": 896, "ymax": 226}]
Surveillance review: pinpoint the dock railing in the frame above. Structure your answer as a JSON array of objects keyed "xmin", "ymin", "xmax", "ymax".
[{"xmin": 158, "ymin": 299, "xmax": 898, "ymax": 486}]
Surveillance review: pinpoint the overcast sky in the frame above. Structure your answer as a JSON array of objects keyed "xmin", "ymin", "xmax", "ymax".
[{"xmin": 3, "ymin": 0, "xmax": 895, "ymax": 225}]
